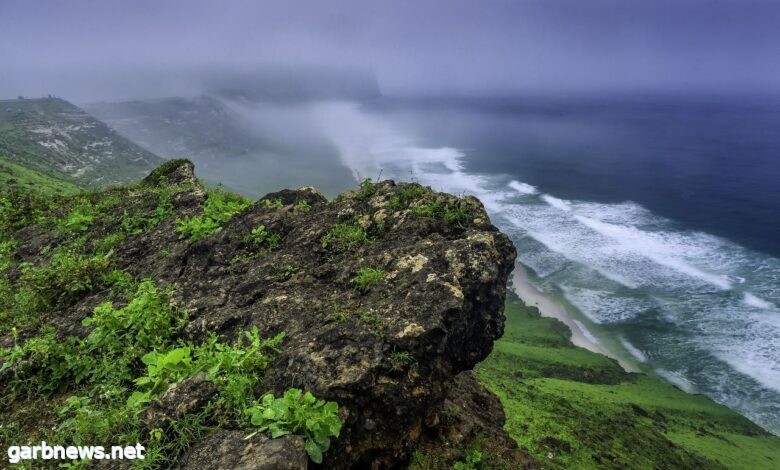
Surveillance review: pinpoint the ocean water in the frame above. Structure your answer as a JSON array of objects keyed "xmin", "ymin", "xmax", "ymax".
[{"xmin": 297, "ymin": 95, "xmax": 780, "ymax": 434}]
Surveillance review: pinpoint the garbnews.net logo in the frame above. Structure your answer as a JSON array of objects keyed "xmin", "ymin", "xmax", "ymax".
[{"xmin": 7, "ymin": 441, "xmax": 145, "ymax": 464}]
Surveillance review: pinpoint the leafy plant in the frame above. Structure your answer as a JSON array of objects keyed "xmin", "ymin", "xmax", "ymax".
[
  {"xmin": 294, "ymin": 199, "xmax": 311, "ymax": 211},
  {"xmin": 390, "ymin": 185, "xmax": 427, "ymax": 210},
  {"xmin": 0, "ymin": 239, "xmax": 16, "ymax": 271},
  {"xmin": 351, "ymin": 267, "xmax": 386, "ymax": 293},
  {"xmin": 2, "ymin": 246, "xmax": 114, "ymax": 333},
  {"xmin": 412, "ymin": 197, "xmax": 471, "ymax": 229},
  {"xmin": 176, "ymin": 189, "xmax": 251, "ymax": 240},
  {"xmin": 260, "ymin": 198, "xmax": 284, "ymax": 208},
  {"xmin": 58, "ymin": 205, "xmax": 95, "ymax": 233},
  {"xmin": 355, "ymin": 178, "xmax": 377, "ymax": 201},
  {"xmin": 128, "ymin": 347, "xmax": 195, "ymax": 409},
  {"xmin": 84, "ymin": 280, "xmax": 186, "ymax": 353},
  {"xmin": 194, "ymin": 327, "xmax": 284, "ymax": 417},
  {"xmin": 453, "ymin": 449, "xmax": 484, "ymax": 470},
  {"xmin": 246, "ymin": 388, "xmax": 342, "ymax": 464},
  {"xmin": 244, "ymin": 225, "xmax": 281, "ymax": 250}
]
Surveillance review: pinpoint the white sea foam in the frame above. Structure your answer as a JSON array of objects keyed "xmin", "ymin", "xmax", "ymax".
[
  {"xmin": 619, "ymin": 337, "xmax": 648, "ymax": 362},
  {"xmin": 541, "ymin": 194, "xmax": 571, "ymax": 211},
  {"xmin": 572, "ymin": 319, "xmax": 599, "ymax": 344},
  {"xmin": 508, "ymin": 180, "xmax": 538, "ymax": 195},
  {"xmin": 310, "ymin": 100, "xmax": 780, "ymax": 431},
  {"xmin": 656, "ymin": 368, "xmax": 695, "ymax": 393},
  {"xmin": 743, "ymin": 292, "xmax": 774, "ymax": 309},
  {"xmin": 573, "ymin": 215, "xmax": 733, "ymax": 290}
]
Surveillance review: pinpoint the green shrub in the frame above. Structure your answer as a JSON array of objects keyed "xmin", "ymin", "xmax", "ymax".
[
  {"xmin": 453, "ymin": 449, "xmax": 484, "ymax": 470},
  {"xmin": 351, "ymin": 267, "xmax": 386, "ymax": 293},
  {"xmin": 390, "ymin": 185, "xmax": 427, "ymax": 210},
  {"xmin": 246, "ymin": 388, "xmax": 341, "ymax": 464},
  {"xmin": 58, "ymin": 206, "xmax": 95, "ymax": 233},
  {"xmin": 294, "ymin": 199, "xmax": 311, "ymax": 212},
  {"xmin": 413, "ymin": 197, "xmax": 471, "ymax": 229},
  {"xmin": 260, "ymin": 198, "xmax": 284, "ymax": 208},
  {"xmin": 321, "ymin": 223, "xmax": 371, "ymax": 250},
  {"xmin": 355, "ymin": 178, "xmax": 377, "ymax": 201},
  {"xmin": 244, "ymin": 225, "xmax": 282, "ymax": 250},
  {"xmin": 176, "ymin": 189, "xmax": 251, "ymax": 240},
  {"xmin": 0, "ymin": 239, "xmax": 16, "ymax": 271}
]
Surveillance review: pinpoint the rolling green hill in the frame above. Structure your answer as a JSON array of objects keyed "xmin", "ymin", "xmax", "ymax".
[{"xmin": 477, "ymin": 297, "xmax": 780, "ymax": 469}]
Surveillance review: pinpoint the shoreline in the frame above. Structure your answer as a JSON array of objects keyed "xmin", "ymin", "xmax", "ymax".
[{"xmin": 510, "ymin": 264, "xmax": 638, "ymax": 372}]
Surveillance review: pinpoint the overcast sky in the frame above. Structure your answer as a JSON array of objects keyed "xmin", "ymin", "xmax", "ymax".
[{"xmin": 2, "ymin": 0, "xmax": 779, "ymax": 100}]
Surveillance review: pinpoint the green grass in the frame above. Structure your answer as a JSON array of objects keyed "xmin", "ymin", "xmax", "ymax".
[
  {"xmin": 411, "ymin": 196, "xmax": 471, "ymax": 229},
  {"xmin": 351, "ymin": 267, "xmax": 386, "ymax": 293},
  {"xmin": 476, "ymin": 299, "xmax": 780, "ymax": 469},
  {"xmin": 321, "ymin": 222, "xmax": 372, "ymax": 250},
  {"xmin": 0, "ymin": 155, "xmax": 82, "ymax": 195}
]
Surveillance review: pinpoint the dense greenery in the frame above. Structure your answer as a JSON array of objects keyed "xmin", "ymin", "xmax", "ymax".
[
  {"xmin": 176, "ymin": 187, "xmax": 251, "ymax": 240},
  {"xmin": 0, "ymin": 175, "xmax": 183, "ymax": 335},
  {"xmin": 0, "ymin": 278, "xmax": 292, "ymax": 467},
  {"xmin": 0, "ymin": 169, "xmax": 341, "ymax": 467},
  {"xmin": 476, "ymin": 298, "xmax": 780, "ymax": 469}
]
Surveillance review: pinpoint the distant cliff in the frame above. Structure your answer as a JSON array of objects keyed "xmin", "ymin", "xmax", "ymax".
[{"xmin": 0, "ymin": 97, "xmax": 163, "ymax": 187}]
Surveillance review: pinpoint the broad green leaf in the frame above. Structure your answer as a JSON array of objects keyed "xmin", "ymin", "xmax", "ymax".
[{"xmin": 305, "ymin": 440, "xmax": 323, "ymax": 464}]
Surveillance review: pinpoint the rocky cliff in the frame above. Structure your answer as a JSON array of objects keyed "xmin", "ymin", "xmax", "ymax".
[{"xmin": 0, "ymin": 160, "xmax": 534, "ymax": 468}]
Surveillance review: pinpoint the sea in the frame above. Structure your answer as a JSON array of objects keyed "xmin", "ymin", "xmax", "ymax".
[
  {"xmin": 228, "ymin": 93, "xmax": 780, "ymax": 434},
  {"xmin": 296, "ymin": 95, "xmax": 780, "ymax": 434}
]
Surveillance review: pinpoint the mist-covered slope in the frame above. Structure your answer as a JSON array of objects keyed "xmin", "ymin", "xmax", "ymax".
[
  {"xmin": 0, "ymin": 97, "xmax": 163, "ymax": 187},
  {"xmin": 85, "ymin": 96, "xmax": 356, "ymax": 198},
  {"xmin": 85, "ymin": 96, "xmax": 264, "ymax": 173}
]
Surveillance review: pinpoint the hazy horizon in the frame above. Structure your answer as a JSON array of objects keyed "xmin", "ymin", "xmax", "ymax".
[{"xmin": 2, "ymin": 0, "xmax": 780, "ymax": 102}]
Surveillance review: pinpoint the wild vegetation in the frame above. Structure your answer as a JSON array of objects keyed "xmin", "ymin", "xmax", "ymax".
[
  {"xmin": 477, "ymin": 297, "xmax": 780, "ymax": 469},
  {"xmin": 0, "ymin": 166, "xmax": 341, "ymax": 467},
  {"xmin": 4, "ymin": 160, "xmax": 774, "ymax": 468},
  {"xmin": 176, "ymin": 187, "xmax": 251, "ymax": 240}
]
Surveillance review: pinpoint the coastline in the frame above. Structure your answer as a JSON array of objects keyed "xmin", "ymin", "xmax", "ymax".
[{"xmin": 510, "ymin": 263, "xmax": 638, "ymax": 372}]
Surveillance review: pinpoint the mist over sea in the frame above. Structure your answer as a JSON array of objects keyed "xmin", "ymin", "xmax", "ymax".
[{"xmin": 241, "ymin": 94, "xmax": 780, "ymax": 433}]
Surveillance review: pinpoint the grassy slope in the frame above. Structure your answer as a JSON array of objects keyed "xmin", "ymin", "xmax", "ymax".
[
  {"xmin": 476, "ymin": 298, "xmax": 780, "ymax": 469},
  {"xmin": 1, "ymin": 98, "xmax": 162, "ymax": 187},
  {"xmin": 0, "ymin": 153, "xmax": 82, "ymax": 194}
]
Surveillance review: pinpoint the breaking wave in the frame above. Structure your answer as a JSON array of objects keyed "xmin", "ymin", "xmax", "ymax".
[{"xmin": 313, "ymin": 101, "xmax": 780, "ymax": 434}]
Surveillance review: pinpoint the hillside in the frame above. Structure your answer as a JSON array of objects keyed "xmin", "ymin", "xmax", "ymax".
[
  {"xmin": 84, "ymin": 96, "xmax": 265, "ymax": 174},
  {"xmin": 0, "ymin": 97, "xmax": 163, "ymax": 187},
  {"xmin": 477, "ymin": 298, "xmax": 780, "ymax": 469},
  {"xmin": 0, "ymin": 160, "xmax": 530, "ymax": 468},
  {"xmin": 84, "ymin": 96, "xmax": 355, "ymax": 197}
]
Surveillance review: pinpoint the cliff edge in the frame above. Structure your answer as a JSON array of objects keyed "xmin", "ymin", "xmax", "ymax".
[{"xmin": 0, "ymin": 160, "xmax": 534, "ymax": 468}]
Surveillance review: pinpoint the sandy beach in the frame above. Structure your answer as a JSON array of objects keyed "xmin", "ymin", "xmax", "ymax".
[{"xmin": 510, "ymin": 264, "xmax": 637, "ymax": 372}]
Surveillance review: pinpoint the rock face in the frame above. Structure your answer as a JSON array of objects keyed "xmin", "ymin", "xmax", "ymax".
[{"xmin": 6, "ymin": 160, "xmax": 533, "ymax": 468}]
